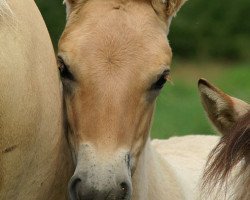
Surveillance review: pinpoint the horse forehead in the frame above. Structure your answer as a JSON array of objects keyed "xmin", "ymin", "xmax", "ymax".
[
  {"xmin": 61, "ymin": 0, "xmax": 169, "ymax": 58},
  {"xmin": 61, "ymin": 26, "xmax": 170, "ymax": 85},
  {"xmin": 62, "ymin": 19, "xmax": 162, "ymax": 55},
  {"xmin": 60, "ymin": 0, "xmax": 171, "ymax": 90},
  {"xmin": 61, "ymin": 24, "xmax": 170, "ymax": 82}
]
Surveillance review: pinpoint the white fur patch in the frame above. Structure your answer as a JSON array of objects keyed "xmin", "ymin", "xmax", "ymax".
[
  {"xmin": 63, "ymin": 0, "xmax": 71, "ymax": 18},
  {"xmin": 74, "ymin": 143, "xmax": 131, "ymax": 191}
]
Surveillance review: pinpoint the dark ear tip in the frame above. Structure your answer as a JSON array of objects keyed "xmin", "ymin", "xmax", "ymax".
[
  {"xmin": 198, "ymin": 78, "xmax": 208, "ymax": 86},
  {"xmin": 198, "ymin": 78, "xmax": 213, "ymax": 89}
]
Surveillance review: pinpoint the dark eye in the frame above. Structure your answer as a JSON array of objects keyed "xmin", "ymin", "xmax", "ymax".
[
  {"xmin": 57, "ymin": 56, "xmax": 75, "ymax": 81},
  {"xmin": 151, "ymin": 69, "xmax": 170, "ymax": 90}
]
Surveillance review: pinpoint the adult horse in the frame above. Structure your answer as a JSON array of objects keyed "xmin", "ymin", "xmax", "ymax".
[
  {"xmin": 198, "ymin": 79, "xmax": 250, "ymax": 200},
  {"xmin": 58, "ymin": 0, "xmax": 219, "ymax": 199},
  {"xmin": 0, "ymin": 0, "xmax": 73, "ymax": 199}
]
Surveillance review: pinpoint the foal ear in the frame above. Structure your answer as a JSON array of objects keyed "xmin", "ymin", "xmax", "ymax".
[
  {"xmin": 198, "ymin": 79, "xmax": 250, "ymax": 135},
  {"xmin": 63, "ymin": 0, "xmax": 83, "ymax": 17},
  {"xmin": 151, "ymin": 0, "xmax": 188, "ymax": 30}
]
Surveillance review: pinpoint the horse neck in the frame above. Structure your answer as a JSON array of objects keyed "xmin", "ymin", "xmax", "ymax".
[{"xmin": 132, "ymin": 138, "xmax": 184, "ymax": 200}]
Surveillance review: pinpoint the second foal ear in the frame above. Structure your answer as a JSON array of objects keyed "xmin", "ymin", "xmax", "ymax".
[{"xmin": 198, "ymin": 79, "xmax": 250, "ymax": 135}]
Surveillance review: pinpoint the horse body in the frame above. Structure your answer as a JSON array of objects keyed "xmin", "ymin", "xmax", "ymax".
[
  {"xmin": 199, "ymin": 79, "xmax": 250, "ymax": 200},
  {"xmin": 133, "ymin": 135, "xmax": 219, "ymax": 200},
  {"xmin": 0, "ymin": 0, "xmax": 73, "ymax": 199}
]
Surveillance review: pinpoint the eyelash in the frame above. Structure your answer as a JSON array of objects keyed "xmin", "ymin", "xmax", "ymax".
[
  {"xmin": 151, "ymin": 70, "xmax": 170, "ymax": 90},
  {"xmin": 57, "ymin": 56, "xmax": 75, "ymax": 81}
]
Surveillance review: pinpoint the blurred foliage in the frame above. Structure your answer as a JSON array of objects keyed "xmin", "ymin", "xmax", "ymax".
[
  {"xmin": 36, "ymin": 0, "xmax": 66, "ymax": 49},
  {"xmin": 36, "ymin": 0, "xmax": 250, "ymax": 61},
  {"xmin": 169, "ymin": 0, "xmax": 250, "ymax": 62},
  {"xmin": 151, "ymin": 62, "xmax": 250, "ymax": 138}
]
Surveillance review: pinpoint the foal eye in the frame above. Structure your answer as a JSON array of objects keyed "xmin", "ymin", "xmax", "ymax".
[
  {"xmin": 57, "ymin": 56, "xmax": 75, "ymax": 81},
  {"xmin": 151, "ymin": 69, "xmax": 170, "ymax": 90}
]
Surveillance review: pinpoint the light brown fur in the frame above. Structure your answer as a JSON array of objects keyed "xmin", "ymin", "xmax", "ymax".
[
  {"xmin": 0, "ymin": 0, "xmax": 73, "ymax": 199},
  {"xmin": 58, "ymin": 1, "xmax": 219, "ymax": 199}
]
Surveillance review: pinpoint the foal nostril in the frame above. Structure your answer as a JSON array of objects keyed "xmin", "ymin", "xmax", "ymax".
[
  {"xmin": 119, "ymin": 181, "xmax": 132, "ymax": 199},
  {"xmin": 120, "ymin": 181, "xmax": 130, "ymax": 197},
  {"xmin": 69, "ymin": 177, "xmax": 81, "ymax": 200},
  {"xmin": 68, "ymin": 175, "xmax": 131, "ymax": 200}
]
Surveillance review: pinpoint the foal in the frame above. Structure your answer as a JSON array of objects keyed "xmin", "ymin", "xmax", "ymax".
[
  {"xmin": 198, "ymin": 79, "xmax": 250, "ymax": 200},
  {"xmin": 58, "ymin": 0, "xmax": 219, "ymax": 199}
]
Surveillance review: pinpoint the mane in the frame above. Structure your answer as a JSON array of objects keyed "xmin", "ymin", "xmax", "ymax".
[
  {"xmin": 0, "ymin": 0, "xmax": 12, "ymax": 18},
  {"xmin": 202, "ymin": 111, "xmax": 250, "ymax": 199}
]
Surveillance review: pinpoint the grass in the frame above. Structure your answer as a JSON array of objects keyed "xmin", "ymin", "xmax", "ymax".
[{"xmin": 151, "ymin": 61, "xmax": 250, "ymax": 139}]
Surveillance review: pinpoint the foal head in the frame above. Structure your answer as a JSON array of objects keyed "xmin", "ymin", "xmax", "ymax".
[
  {"xmin": 198, "ymin": 79, "xmax": 250, "ymax": 199},
  {"xmin": 58, "ymin": 0, "xmax": 187, "ymax": 199}
]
